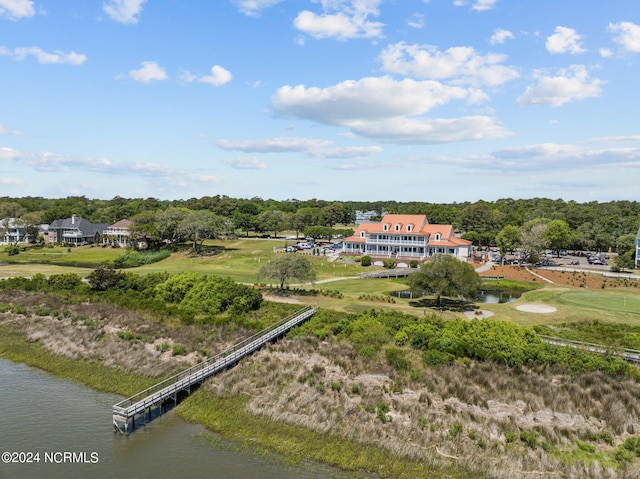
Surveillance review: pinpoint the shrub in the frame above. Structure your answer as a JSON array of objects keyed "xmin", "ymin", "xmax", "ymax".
[
  {"xmin": 360, "ymin": 255, "xmax": 372, "ymax": 267},
  {"xmin": 376, "ymin": 402, "xmax": 391, "ymax": 423},
  {"xmin": 114, "ymin": 249, "xmax": 171, "ymax": 268},
  {"xmin": 382, "ymin": 259, "xmax": 396, "ymax": 269},
  {"xmin": 86, "ymin": 265, "xmax": 126, "ymax": 291},
  {"xmin": 449, "ymin": 422, "xmax": 463, "ymax": 437},
  {"xmin": 172, "ymin": 343, "xmax": 188, "ymax": 356},
  {"xmin": 422, "ymin": 349, "xmax": 454, "ymax": 367},
  {"xmin": 385, "ymin": 347, "xmax": 410, "ymax": 372},
  {"xmin": 5, "ymin": 244, "xmax": 20, "ymax": 256}
]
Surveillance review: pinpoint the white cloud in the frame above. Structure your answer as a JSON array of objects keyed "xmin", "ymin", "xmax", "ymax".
[
  {"xmin": 0, "ymin": 124, "xmax": 20, "ymax": 135},
  {"xmin": 223, "ymin": 157, "xmax": 267, "ymax": 169},
  {"xmin": 489, "ymin": 143, "xmax": 640, "ymax": 170},
  {"xmin": 472, "ymin": 0, "xmax": 497, "ymax": 11},
  {"xmin": 517, "ymin": 65, "xmax": 603, "ymax": 107},
  {"xmin": 348, "ymin": 116, "xmax": 511, "ymax": 144},
  {"xmin": 216, "ymin": 137, "xmax": 382, "ymax": 158},
  {"xmin": 309, "ymin": 146, "xmax": 383, "ymax": 158},
  {"xmin": 0, "ymin": 0, "xmax": 34, "ymax": 20},
  {"xmin": 546, "ymin": 26, "xmax": 586, "ymax": 54},
  {"xmin": 294, "ymin": 0, "xmax": 384, "ymax": 41},
  {"xmin": 453, "ymin": 0, "xmax": 497, "ymax": 11},
  {"xmin": 216, "ymin": 137, "xmax": 333, "ymax": 153},
  {"xmin": 489, "ymin": 28, "xmax": 514, "ymax": 45},
  {"xmin": 0, "ymin": 177, "xmax": 22, "ymax": 185},
  {"xmin": 417, "ymin": 141, "xmax": 640, "ymax": 174},
  {"xmin": 378, "ymin": 42, "xmax": 519, "ymax": 87},
  {"xmin": 233, "ymin": 0, "xmax": 283, "ymax": 17},
  {"xmin": 608, "ymin": 21, "xmax": 640, "ymax": 53},
  {"xmin": 0, "ymin": 146, "xmax": 20, "ymax": 160},
  {"xmin": 599, "ymin": 48, "xmax": 613, "ymax": 58},
  {"xmin": 406, "ymin": 13, "xmax": 424, "ymax": 29},
  {"xmin": 271, "ymin": 76, "xmax": 510, "ymax": 144},
  {"xmin": 3, "ymin": 46, "xmax": 87, "ymax": 65},
  {"xmin": 126, "ymin": 61, "xmax": 167, "ymax": 82},
  {"xmin": 199, "ymin": 65, "xmax": 233, "ymax": 86},
  {"xmin": 103, "ymin": 0, "xmax": 146, "ymax": 24},
  {"xmin": 2, "ymin": 147, "xmax": 221, "ymax": 185},
  {"xmin": 589, "ymin": 135, "xmax": 640, "ymax": 144},
  {"xmin": 272, "ymin": 76, "xmax": 469, "ymax": 124}
]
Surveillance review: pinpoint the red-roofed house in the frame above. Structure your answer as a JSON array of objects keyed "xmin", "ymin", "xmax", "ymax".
[{"xmin": 342, "ymin": 214, "xmax": 472, "ymax": 262}]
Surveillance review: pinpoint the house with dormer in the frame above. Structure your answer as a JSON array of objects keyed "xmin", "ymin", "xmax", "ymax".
[
  {"xmin": 342, "ymin": 214, "xmax": 472, "ymax": 262},
  {"xmin": 45, "ymin": 215, "xmax": 109, "ymax": 245}
]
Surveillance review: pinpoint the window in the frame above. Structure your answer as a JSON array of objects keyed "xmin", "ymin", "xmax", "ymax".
[
  {"xmin": 407, "ymin": 224, "xmax": 413, "ymax": 232},
  {"xmin": 434, "ymin": 233, "xmax": 441, "ymax": 241},
  {"xmin": 383, "ymin": 224, "xmax": 389, "ymax": 231},
  {"xmin": 394, "ymin": 224, "xmax": 400, "ymax": 231},
  {"xmin": 360, "ymin": 231, "xmax": 365, "ymax": 238}
]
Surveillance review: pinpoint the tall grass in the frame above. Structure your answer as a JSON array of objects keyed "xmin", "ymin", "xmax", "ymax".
[
  {"xmin": 178, "ymin": 392, "xmax": 483, "ymax": 479},
  {"xmin": 0, "ymin": 324, "xmax": 157, "ymax": 396}
]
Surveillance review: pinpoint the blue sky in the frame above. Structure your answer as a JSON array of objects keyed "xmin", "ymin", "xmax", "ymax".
[{"xmin": 1, "ymin": 0, "xmax": 639, "ymax": 203}]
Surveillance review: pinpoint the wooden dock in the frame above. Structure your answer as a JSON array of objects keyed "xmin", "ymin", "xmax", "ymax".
[{"xmin": 112, "ymin": 306, "xmax": 317, "ymax": 434}]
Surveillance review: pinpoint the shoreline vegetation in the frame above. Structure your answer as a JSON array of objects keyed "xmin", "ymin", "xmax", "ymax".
[
  {"xmin": 1, "ymin": 238, "xmax": 640, "ymax": 478},
  {"xmin": 2, "ymin": 282, "xmax": 640, "ymax": 479}
]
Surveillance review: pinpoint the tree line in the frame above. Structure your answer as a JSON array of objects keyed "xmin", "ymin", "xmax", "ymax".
[{"xmin": 0, "ymin": 195, "xmax": 638, "ymax": 254}]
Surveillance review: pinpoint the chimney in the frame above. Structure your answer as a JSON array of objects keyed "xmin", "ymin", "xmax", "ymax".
[{"xmin": 72, "ymin": 214, "xmax": 77, "ymax": 224}]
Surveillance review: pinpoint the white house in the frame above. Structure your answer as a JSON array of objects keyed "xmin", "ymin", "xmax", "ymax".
[
  {"xmin": 0, "ymin": 218, "xmax": 29, "ymax": 244},
  {"xmin": 342, "ymin": 214, "xmax": 472, "ymax": 262},
  {"xmin": 103, "ymin": 219, "xmax": 133, "ymax": 247}
]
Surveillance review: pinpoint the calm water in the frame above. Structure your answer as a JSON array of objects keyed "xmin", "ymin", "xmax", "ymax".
[
  {"xmin": 0, "ymin": 359, "xmax": 354, "ymax": 479},
  {"xmin": 391, "ymin": 290, "xmax": 521, "ymax": 303}
]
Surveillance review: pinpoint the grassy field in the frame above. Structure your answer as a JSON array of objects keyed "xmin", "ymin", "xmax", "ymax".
[
  {"xmin": 3, "ymin": 239, "xmax": 640, "ymax": 330},
  {"xmin": 1, "ymin": 244, "xmax": 122, "ymax": 265},
  {"xmin": 474, "ymin": 286, "xmax": 640, "ymax": 328}
]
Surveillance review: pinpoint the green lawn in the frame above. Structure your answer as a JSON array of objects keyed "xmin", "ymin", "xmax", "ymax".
[
  {"xmin": 478, "ymin": 286, "xmax": 640, "ymax": 327},
  {"xmin": 134, "ymin": 239, "xmax": 367, "ymax": 283},
  {"xmin": 1, "ymin": 245, "xmax": 122, "ymax": 267}
]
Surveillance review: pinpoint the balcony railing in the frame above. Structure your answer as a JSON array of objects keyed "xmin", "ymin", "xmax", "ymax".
[{"xmin": 366, "ymin": 239, "xmax": 426, "ymax": 246}]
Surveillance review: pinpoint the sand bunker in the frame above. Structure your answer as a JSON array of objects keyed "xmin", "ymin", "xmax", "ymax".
[
  {"xmin": 516, "ymin": 303, "xmax": 557, "ymax": 313},
  {"xmin": 464, "ymin": 310, "xmax": 495, "ymax": 319}
]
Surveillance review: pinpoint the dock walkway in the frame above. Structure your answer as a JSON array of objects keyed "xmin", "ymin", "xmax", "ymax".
[{"xmin": 112, "ymin": 306, "xmax": 317, "ymax": 434}]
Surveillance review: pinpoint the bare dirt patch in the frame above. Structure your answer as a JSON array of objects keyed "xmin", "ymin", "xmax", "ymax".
[
  {"xmin": 482, "ymin": 265, "xmax": 639, "ymax": 290},
  {"xmin": 262, "ymin": 293, "xmax": 302, "ymax": 304}
]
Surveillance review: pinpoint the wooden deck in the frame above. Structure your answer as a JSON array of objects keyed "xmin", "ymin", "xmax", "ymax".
[{"xmin": 112, "ymin": 306, "xmax": 317, "ymax": 434}]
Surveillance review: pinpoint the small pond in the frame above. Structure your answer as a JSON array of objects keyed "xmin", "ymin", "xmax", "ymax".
[{"xmin": 390, "ymin": 290, "xmax": 522, "ymax": 303}]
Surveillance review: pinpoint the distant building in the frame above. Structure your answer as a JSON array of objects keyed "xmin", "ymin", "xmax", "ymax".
[
  {"xmin": 355, "ymin": 210, "xmax": 381, "ymax": 225},
  {"xmin": 0, "ymin": 218, "xmax": 29, "ymax": 244},
  {"xmin": 342, "ymin": 214, "xmax": 472, "ymax": 263},
  {"xmin": 103, "ymin": 219, "xmax": 133, "ymax": 247},
  {"xmin": 45, "ymin": 215, "xmax": 109, "ymax": 245},
  {"xmin": 636, "ymin": 225, "xmax": 640, "ymax": 268}
]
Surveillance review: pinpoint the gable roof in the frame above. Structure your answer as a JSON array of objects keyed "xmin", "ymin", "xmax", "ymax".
[
  {"xmin": 355, "ymin": 214, "xmax": 429, "ymax": 235},
  {"xmin": 109, "ymin": 219, "xmax": 133, "ymax": 229},
  {"xmin": 49, "ymin": 216, "xmax": 109, "ymax": 237},
  {"xmin": 344, "ymin": 213, "xmax": 471, "ymax": 246}
]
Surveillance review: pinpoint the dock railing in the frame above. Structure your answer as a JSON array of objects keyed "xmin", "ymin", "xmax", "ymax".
[{"xmin": 112, "ymin": 306, "xmax": 316, "ymax": 423}]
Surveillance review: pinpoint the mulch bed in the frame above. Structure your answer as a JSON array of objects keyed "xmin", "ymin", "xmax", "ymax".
[{"xmin": 480, "ymin": 264, "xmax": 639, "ymax": 289}]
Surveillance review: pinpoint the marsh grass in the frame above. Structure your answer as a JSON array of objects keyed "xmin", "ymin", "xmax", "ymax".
[
  {"xmin": 178, "ymin": 392, "xmax": 483, "ymax": 479},
  {"xmin": 0, "ymin": 324, "xmax": 157, "ymax": 396}
]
